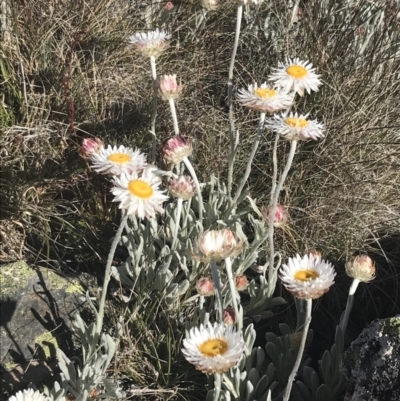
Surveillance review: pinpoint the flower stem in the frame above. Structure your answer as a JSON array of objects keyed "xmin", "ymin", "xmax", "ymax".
[
  {"xmin": 225, "ymin": 257, "xmax": 241, "ymax": 330},
  {"xmin": 150, "ymin": 55, "xmax": 158, "ymax": 163},
  {"xmin": 227, "ymin": 5, "xmax": 243, "ymax": 194},
  {"xmin": 169, "ymin": 98, "xmax": 180, "ymax": 136},
  {"xmin": 340, "ymin": 278, "xmax": 360, "ymax": 334},
  {"xmin": 183, "ymin": 156, "xmax": 203, "ymax": 222},
  {"xmin": 171, "ymin": 197, "xmax": 183, "ymax": 251},
  {"xmin": 233, "ymin": 112, "xmax": 266, "ymax": 202},
  {"xmin": 96, "ymin": 214, "xmax": 129, "ymax": 337},
  {"xmin": 213, "ymin": 373, "xmax": 222, "ymax": 401},
  {"xmin": 283, "ymin": 298, "xmax": 312, "ymax": 401},
  {"xmin": 211, "ymin": 262, "xmax": 223, "ymax": 321},
  {"xmin": 267, "ymin": 140, "xmax": 297, "ymax": 294}
]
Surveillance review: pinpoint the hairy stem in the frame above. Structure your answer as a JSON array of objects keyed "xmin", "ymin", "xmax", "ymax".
[
  {"xmin": 234, "ymin": 112, "xmax": 266, "ymax": 202},
  {"xmin": 225, "ymin": 257, "xmax": 241, "ymax": 330},
  {"xmin": 96, "ymin": 214, "xmax": 129, "ymax": 337},
  {"xmin": 183, "ymin": 156, "xmax": 203, "ymax": 222},
  {"xmin": 211, "ymin": 262, "xmax": 223, "ymax": 321},
  {"xmin": 150, "ymin": 56, "xmax": 158, "ymax": 162},
  {"xmin": 340, "ymin": 278, "xmax": 360, "ymax": 334},
  {"xmin": 227, "ymin": 5, "xmax": 243, "ymax": 194},
  {"xmin": 171, "ymin": 197, "xmax": 183, "ymax": 251},
  {"xmin": 283, "ymin": 298, "xmax": 312, "ymax": 401},
  {"xmin": 267, "ymin": 140, "xmax": 297, "ymax": 293},
  {"xmin": 169, "ymin": 98, "xmax": 180, "ymax": 136}
]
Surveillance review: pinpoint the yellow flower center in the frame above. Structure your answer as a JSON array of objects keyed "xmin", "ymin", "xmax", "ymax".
[
  {"xmin": 254, "ymin": 88, "xmax": 277, "ymax": 99},
  {"xmin": 108, "ymin": 153, "xmax": 131, "ymax": 164},
  {"xmin": 286, "ymin": 65, "xmax": 308, "ymax": 79},
  {"xmin": 285, "ymin": 117, "xmax": 309, "ymax": 128},
  {"xmin": 294, "ymin": 269, "xmax": 320, "ymax": 282},
  {"xmin": 128, "ymin": 180, "xmax": 154, "ymax": 199},
  {"xmin": 198, "ymin": 338, "xmax": 228, "ymax": 357}
]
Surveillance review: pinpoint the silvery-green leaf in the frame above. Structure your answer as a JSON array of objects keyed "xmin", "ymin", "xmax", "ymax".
[
  {"xmin": 294, "ymin": 380, "xmax": 311, "ymax": 401},
  {"xmin": 178, "ymin": 279, "xmax": 189, "ymax": 295},
  {"xmin": 245, "ymin": 380, "xmax": 254, "ymax": 401},
  {"xmin": 320, "ymin": 350, "xmax": 331, "ymax": 385},
  {"xmin": 248, "ymin": 367, "xmax": 260, "ymax": 386},
  {"xmin": 271, "ymin": 297, "xmax": 286, "ymax": 306},
  {"xmin": 265, "ymin": 343, "xmax": 280, "ymax": 366},
  {"xmin": 316, "ymin": 384, "xmax": 332, "ymax": 401},
  {"xmin": 251, "ymin": 375, "xmax": 269, "ymax": 400},
  {"xmin": 260, "ymin": 311, "xmax": 274, "ymax": 319},
  {"xmin": 302, "ymin": 366, "xmax": 319, "ymax": 395},
  {"xmin": 256, "ymin": 347, "xmax": 265, "ymax": 370},
  {"xmin": 266, "ymin": 363, "xmax": 275, "ymax": 386},
  {"xmin": 244, "ymin": 324, "xmax": 256, "ymax": 352},
  {"xmin": 279, "ymin": 324, "xmax": 291, "ymax": 336}
]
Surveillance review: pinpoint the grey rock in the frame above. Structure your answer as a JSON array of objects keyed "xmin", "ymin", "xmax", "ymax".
[{"xmin": 341, "ymin": 315, "xmax": 400, "ymax": 401}]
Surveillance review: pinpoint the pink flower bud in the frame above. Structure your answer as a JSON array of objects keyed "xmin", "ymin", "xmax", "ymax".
[
  {"xmin": 165, "ymin": 2, "xmax": 174, "ymax": 10},
  {"xmin": 223, "ymin": 307, "xmax": 236, "ymax": 325},
  {"xmin": 161, "ymin": 136, "xmax": 193, "ymax": 164},
  {"xmin": 80, "ymin": 138, "xmax": 103, "ymax": 158},
  {"xmin": 168, "ymin": 175, "xmax": 196, "ymax": 200},
  {"xmin": 235, "ymin": 274, "xmax": 249, "ymax": 291},
  {"xmin": 196, "ymin": 276, "xmax": 215, "ymax": 296},
  {"xmin": 262, "ymin": 204, "xmax": 289, "ymax": 228},
  {"xmin": 159, "ymin": 74, "xmax": 183, "ymax": 101}
]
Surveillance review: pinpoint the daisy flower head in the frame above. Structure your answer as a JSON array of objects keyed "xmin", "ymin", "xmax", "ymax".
[
  {"xmin": 111, "ymin": 168, "xmax": 169, "ymax": 219},
  {"xmin": 129, "ymin": 29, "xmax": 170, "ymax": 57},
  {"xmin": 182, "ymin": 323, "xmax": 245, "ymax": 374},
  {"xmin": 267, "ymin": 112, "xmax": 324, "ymax": 141},
  {"xmin": 191, "ymin": 229, "xmax": 245, "ymax": 263},
  {"xmin": 237, "ymin": 82, "xmax": 293, "ymax": 113},
  {"xmin": 268, "ymin": 58, "xmax": 321, "ymax": 96},
  {"xmin": 90, "ymin": 145, "xmax": 147, "ymax": 176},
  {"xmin": 7, "ymin": 389, "xmax": 49, "ymax": 401},
  {"xmin": 280, "ymin": 253, "xmax": 336, "ymax": 299}
]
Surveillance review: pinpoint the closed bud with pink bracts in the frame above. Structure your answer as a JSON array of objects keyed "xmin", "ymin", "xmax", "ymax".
[
  {"xmin": 346, "ymin": 255, "xmax": 376, "ymax": 283},
  {"xmin": 196, "ymin": 276, "xmax": 215, "ymax": 297},
  {"xmin": 168, "ymin": 175, "xmax": 196, "ymax": 200},
  {"xmin": 235, "ymin": 274, "xmax": 249, "ymax": 291},
  {"xmin": 159, "ymin": 74, "xmax": 183, "ymax": 100},
  {"xmin": 223, "ymin": 307, "xmax": 236, "ymax": 325},
  {"xmin": 308, "ymin": 249, "xmax": 322, "ymax": 260},
  {"xmin": 161, "ymin": 136, "xmax": 193, "ymax": 164},
  {"xmin": 262, "ymin": 204, "xmax": 289, "ymax": 228},
  {"xmin": 165, "ymin": 1, "xmax": 174, "ymax": 10},
  {"xmin": 80, "ymin": 138, "xmax": 103, "ymax": 158}
]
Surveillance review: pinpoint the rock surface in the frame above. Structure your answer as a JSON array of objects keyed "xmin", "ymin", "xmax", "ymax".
[
  {"xmin": 341, "ymin": 315, "xmax": 400, "ymax": 401},
  {"xmin": 0, "ymin": 261, "xmax": 86, "ymax": 397}
]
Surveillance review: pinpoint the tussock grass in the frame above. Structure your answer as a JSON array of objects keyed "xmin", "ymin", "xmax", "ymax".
[{"xmin": 1, "ymin": 0, "xmax": 400, "ymax": 398}]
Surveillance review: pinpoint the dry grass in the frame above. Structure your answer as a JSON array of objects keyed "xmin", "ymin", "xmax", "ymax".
[{"xmin": 1, "ymin": 0, "xmax": 400, "ymax": 398}]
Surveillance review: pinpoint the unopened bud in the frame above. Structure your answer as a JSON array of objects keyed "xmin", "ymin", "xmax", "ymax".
[
  {"xmin": 346, "ymin": 255, "xmax": 376, "ymax": 283},
  {"xmin": 223, "ymin": 307, "xmax": 236, "ymax": 325},
  {"xmin": 235, "ymin": 274, "xmax": 249, "ymax": 291},
  {"xmin": 201, "ymin": 0, "xmax": 218, "ymax": 10},
  {"xmin": 161, "ymin": 136, "xmax": 193, "ymax": 164},
  {"xmin": 196, "ymin": 276, "xmax": 215, "ymax": 296},
  {"xmin": 159, "ymin": 74, "xmax": 183, "ymax": 101},
  {"xmin": 168, "ymin": 175, "xmax": 196, "ymax": 200},
  {"xmin": 80, "ymin": 138, "xmax": 103, "ymax": 158},
  {"xmin": 262, "ymin": 204, "xmax": 289, "ymax": 228}
]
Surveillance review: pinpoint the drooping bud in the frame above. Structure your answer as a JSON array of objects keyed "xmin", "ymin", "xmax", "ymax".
[
  {"xmin": 235, "ymin": 274, "xmax": 249, "ymax": 291},
  {"xmin": 223, "ymin": 307, "xmax": 236, "ymax": 325},
  {"xmin": 159, "ymin": 74, "xmax": 183, "ymax": 100},
  {"xmin": 80, "ymin": 138, "xmax": 103, "ymax": 158},
  {"xmin": 161, "ymin": 136, "xmax": 193, "ymax": 164},
  {"xmin": 168, "ymin": 175, "xmax": 196, "ymax": 200},
  {"xmin": 345, "ymin": 255, "xmax": 376, "ymax": 283},
  {"xmin": 196, "ymin": 276, "xmax": 215, "ymax": 297},
  {"xmin": 262, "ymin": 204, "xmax": 289, "ymax": 228}
]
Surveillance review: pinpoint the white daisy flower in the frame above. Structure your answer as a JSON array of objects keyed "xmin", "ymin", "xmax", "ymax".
[
  {"xmin": 182, "ymin": 323, "xmax": 245, "ymax": 374},
  {"xmin": 266, "ymin": 112, "xmax": 324, "ymax": 141},
  {"xmin": 90, "ymin": 145, "xmax": 147, "ymax": 176},
  {"xmin": 7, "ymin": 389, "xmax": 49, "ymax": 401},
  {"xmin": 129, "ymin": 29, "xmax": 170, "ymax": 57},
  {"xmin": 111, "ymin": 168, "xmax": 169, "ymax": 219},
  {"xmin": 280, "ymin": 253, "xmax": 336, "ymax": 299},
  {"xmin": 237, "ymin": 82, "xmax": 293, "ymax": 113},
  {"xmin": 268, "ymin": 58, "xmax": 322, "ymax": 96}
]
